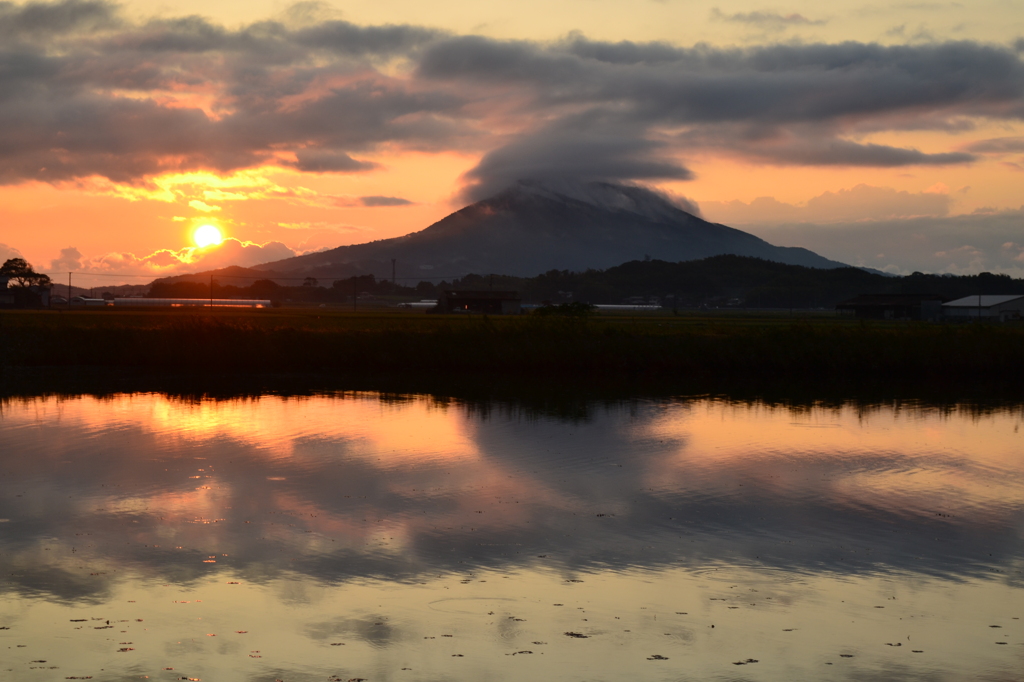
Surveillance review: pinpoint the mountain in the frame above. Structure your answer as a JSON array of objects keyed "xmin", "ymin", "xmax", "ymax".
[{"xmin": 249, "ymin": 180, "xmax": 849, "ymax": 280}]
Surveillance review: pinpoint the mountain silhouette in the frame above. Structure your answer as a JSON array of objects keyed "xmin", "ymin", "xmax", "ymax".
[{"xmin": 247, "ymin": 180, "xmax": 848, "ymax": 279}]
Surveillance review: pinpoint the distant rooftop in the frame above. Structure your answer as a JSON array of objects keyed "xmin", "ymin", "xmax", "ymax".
[
  {"xmin": 442, "ymin": 290, "xmax": 519, "ymax": 300},
  {"xmin": 943, "ymin": 295, "xmax": 1024, "ymax": 308},
  {"xmin": 836, "ymin": 294, "xmax": 945, "ymax": 308}
]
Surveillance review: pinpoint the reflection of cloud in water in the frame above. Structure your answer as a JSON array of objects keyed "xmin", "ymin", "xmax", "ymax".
[
  {"xmin": 305, "ymin": 615, "xmax": 397, "ymax": 648},
  {"xmin": 0, "ymin": 393, "xmax": 1022, "ymax": 604}
]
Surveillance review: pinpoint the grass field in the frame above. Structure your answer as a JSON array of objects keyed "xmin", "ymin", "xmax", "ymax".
[{"xmin": 2, "ymin": 307, "xmax": 1022, "ymax": 393}]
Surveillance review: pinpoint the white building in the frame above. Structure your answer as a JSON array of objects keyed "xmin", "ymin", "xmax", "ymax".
[
  {"xmin": 112, "ymin": 297, "xmax": 271, "ymax": 308},
  {"xmin": 71, "ymin": 296, "xmax": 109, "ymax": 307},
  {"xmin": 942, "ymin": 295, "xmax": 1024, "ymax": 321}
]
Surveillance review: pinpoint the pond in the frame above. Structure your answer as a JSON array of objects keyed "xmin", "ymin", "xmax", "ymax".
[{"xmin": 1, "ymin": 391, "xmax": 1022, "ymax": 681}]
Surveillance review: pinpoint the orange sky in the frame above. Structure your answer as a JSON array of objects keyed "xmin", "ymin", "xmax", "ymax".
[{"xmin": 1, "ymin": 0, "xmax": 1023, "ymax": 284}]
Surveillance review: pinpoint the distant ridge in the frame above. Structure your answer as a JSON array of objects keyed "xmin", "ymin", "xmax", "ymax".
[{"xmin": 246, "ymin": 180, "xmax": 850, "ymax": 279}]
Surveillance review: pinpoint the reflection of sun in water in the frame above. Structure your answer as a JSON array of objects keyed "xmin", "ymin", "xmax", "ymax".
[{"xmin": 193, "ymin": 224, "xmax": 223, "ymax": 248}]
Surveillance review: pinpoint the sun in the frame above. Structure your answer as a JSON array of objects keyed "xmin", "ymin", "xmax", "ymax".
[{"xmin": 193, "ymin": 224, "xmax": 223, "ymax": 248}]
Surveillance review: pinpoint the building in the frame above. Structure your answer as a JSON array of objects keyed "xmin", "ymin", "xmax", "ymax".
[
  {"xmin": 835, "ymin": 294, "xmax": 946, "ymax": 321},
  {"xmin": 71, "ymin": 296, "xmax": 109, "ymax": 307},
  {"xmin": 942, "ymin": 295, "xmax": 1024, "ymax": 321},
  {"xmin": 0, "ymin": 276, "xmax": 11, "ymax": 307},
  {"xmin": 438, "ymin": 290, "xmax": 521, "ymax": 314},
  {"xmin": 113, "ymin": 298, "xmax": 272, "ymax": 308},
  {"xmin": 0, "ymin": 279, "xmax": 50, "ymax": 308}
]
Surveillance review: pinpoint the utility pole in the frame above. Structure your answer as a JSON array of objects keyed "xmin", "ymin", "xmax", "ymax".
[
  {"xmin": 68, "ymin": 272, "xmax": 71, "ymax": 308},
  {"xmin": 210, "ymin": 274, "xmax": 214, "ymax": 308},
  {"xmin": 353, "ymin": 277, "xmax": 357, "ymax": 312},
  {"xmin": 391, "ymin": 258, "xmax": 396, "ymax": 285}
]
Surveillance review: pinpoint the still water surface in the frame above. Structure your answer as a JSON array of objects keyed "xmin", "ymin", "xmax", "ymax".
[{"xmin": 1, "ymin": 392, "xmax": 1022, "ymax": 681}]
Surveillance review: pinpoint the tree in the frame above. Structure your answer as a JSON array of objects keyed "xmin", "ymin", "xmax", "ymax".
[
  {"xmin": 249, "ymin": 279, "xmax": 282, "ymax": 298},
  {"xmin": 0, "ymin": 258, "xmax": 51, "ymax": 288}
]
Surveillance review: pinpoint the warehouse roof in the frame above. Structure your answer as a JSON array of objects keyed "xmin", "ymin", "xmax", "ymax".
[{"xmin": 942, "ymin": 295, "xmax": 1024, "ymax": 308}]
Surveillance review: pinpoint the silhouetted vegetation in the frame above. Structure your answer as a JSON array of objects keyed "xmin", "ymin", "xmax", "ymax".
[
  {"xmin": 1, "ymin": 258, "xmax": 51, "ymax": 288},
  {"xmin": 4, "ymin": 308, "xmax": 1024, "ymax": 392},
  {"xmin": 148, "ymin": 275, "xmax": 421, "ymax": 306},
  {"xmin": 502, "ymin": 257, "xmax": 1024, "ymax": 308},
  {"xmin": 148, "ymin": 256, "xmax": 1024, "ymax": 308}
]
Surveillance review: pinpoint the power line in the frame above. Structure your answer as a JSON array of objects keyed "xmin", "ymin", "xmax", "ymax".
[
  {"xmin": 42, "ymin": 271, "xmax": 490, "ymax": 283},
  {"xmin": 41, "ymin": 271, "xmax": 161, "ymax": 279}
]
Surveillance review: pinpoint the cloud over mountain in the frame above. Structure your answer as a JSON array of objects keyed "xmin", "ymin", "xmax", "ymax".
[{"xmin": 0, "ymin": 0, "xmax": 1020, "ymax": 196}]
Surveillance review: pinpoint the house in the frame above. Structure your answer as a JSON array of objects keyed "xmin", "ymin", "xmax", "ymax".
[
  {"xmin": 0, "ymin": 276, "xmax": 12, "ymax": 307},
  {"xmin": 0, "ymin": 277, "xmax": 50, "ymax": 308},
  {"xmin": 71, "ymin": 296, "xmax": 109, "ymax": 307},
  {"xmin": 835, "ymin": 294, "xmax": 946, "ymax": 321},
  {"xmin": 942, "ymin": 295, "xmax": 1024, "ymax": 321},
  {"xmin": 438, "ymin": 290, "xmax": 521, "ymax": 314}
]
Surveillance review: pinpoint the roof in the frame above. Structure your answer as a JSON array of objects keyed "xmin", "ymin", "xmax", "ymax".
[
  {"xmin": 942, "ymin": 295, "xmax": 1024, "ymax": 308},
  {"xmin": 836, "ymin": 294, "xmax": 946, "ymax": 308},
  {"xmin": 442, "ymin": 290, "xmax": 519, "ymax": 300}
]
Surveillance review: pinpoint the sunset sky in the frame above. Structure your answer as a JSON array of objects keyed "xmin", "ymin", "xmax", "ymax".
[{"xmin": 1, "ymin": 0, "xmax": 1023, "ymax": 285}]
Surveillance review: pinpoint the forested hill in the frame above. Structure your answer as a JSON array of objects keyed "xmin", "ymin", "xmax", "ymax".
[
  {"xmin": 148, "ymin": 255, "xmax": 1022, "ymax": 309},
  {"xmin": 477, "ymin": 256, "xmax": 1016, "ymax": 308}
]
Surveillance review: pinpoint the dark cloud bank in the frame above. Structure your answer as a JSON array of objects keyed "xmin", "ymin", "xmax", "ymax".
[{"xmin": 0, "ymin": 0, "xmax": 1021, "ymax": 193}]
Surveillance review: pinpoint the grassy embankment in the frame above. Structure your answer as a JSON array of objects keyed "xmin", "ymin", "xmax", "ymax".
[{"xmin": 2, "ymin": 307, "xmax": 1023, "ymax": 394}]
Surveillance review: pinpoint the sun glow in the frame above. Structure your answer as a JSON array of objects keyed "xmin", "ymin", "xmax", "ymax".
[{"xmin": 193, "ymin": 224, "xmax": 223, "ymax": 248}]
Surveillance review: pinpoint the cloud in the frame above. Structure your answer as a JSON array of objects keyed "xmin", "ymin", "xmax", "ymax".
[
  {"xmin": 187, "ymin": 200, "xmax": 221, "ymax": 212},
  {"xmin": 419, "ymin": 36, "xmax": 1024, "ymax": 127},
  {"xmin": 0, "ymin": 0, "xmax": 118, "ymax": 40},
  {"xmin": 710, "ymin": 8, "xmax": 827, "ymax": 28},
  {"xmin": 50, "ymin": 246, "xmax": 83, "ymax": 271},
  {"xmin": 704, "ymin": 184, "xmax": 954, "ymax": 225},
  {"xmin": 460, "ymin": 116, "xmax": 694, "ymax": 201},
  {"xmin": 290, "ymin": 150, "xmax": 379, "ymax": 173},
  {"xmin": 0, "ymin": 6, "xmax": 466, "ymax": 186},
  {"xmin": 739, "ymin": 208, "xmax": 1024, "ymax": 275},
  {"xmin": 741, "ymin": 139, "xmax": 975, "ymax": 166},
  {"xmin": 359, "ymin": 195, "xmax": 413, "ymax": 206},
  {"xmin": 0, "ymin": 2, "xmax": 1019, "ymax": 197},
  {"xmin": 0, "ymin": 243, "xmax": 25, "ymax": 263},
  {"xmin": 46, "ymin": 238, "xmax": 296, "ymax": 279},
  {"xmin": 190, "ymin": 238, "xmax": 296, "ymax": 269},
  {"xmin": 965, "ymin": 136, "xmax": 1024, "ymax": 153},
  {"xmin": 420, "ymin": 35, "xmax": 1012, "ymax": 186}
]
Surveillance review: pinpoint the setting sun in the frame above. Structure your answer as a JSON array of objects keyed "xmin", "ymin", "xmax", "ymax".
[{"xmin": 193, "ymin": 224, "xmax": 223, "ymax": 248}]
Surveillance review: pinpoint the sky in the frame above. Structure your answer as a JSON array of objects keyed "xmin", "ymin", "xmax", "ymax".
[{"xmin": 0, "ymin": 0, "xmax": 1023, "ymax": 285}]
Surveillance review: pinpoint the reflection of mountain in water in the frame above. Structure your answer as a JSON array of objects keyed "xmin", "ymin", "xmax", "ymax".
[
  {"xmin": 251, "ymin": 180, "xmax": 848, "ymax": 279},
  {"xmin": 0, "ymin": 393, "xmax": 1021, "ymax": 602}
]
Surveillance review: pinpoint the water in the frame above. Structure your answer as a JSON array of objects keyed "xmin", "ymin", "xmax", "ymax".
[{"xmin": 1, "ymin": 392, "xmax": 1022, "ymax": 681}]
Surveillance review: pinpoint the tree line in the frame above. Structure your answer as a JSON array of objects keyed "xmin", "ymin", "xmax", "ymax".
[{"xmin": 140, "ymin": 256, "xmax": 1024, "ymax": 309}]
